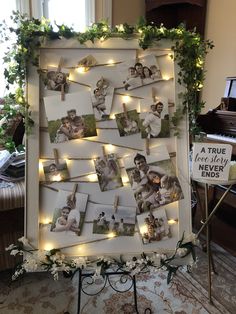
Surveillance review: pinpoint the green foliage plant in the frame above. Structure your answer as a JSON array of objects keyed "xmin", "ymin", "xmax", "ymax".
[{"xmin": 0, "ymin": 12, "xmax": 213, "ymax": 150}]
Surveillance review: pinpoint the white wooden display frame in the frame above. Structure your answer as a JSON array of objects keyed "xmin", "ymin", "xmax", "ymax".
[{"xmin": 25, "ymin": 38, "xmax": 192, "ymax": 258}]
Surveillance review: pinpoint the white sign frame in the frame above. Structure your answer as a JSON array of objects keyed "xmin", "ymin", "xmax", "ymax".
[
  {"xmin": 25, "ymin": 38, "xmax": 192, "ymax": 258},
  {"xmin": 192, "ymin": 142, "xmax": 232, "ymax": 181}
]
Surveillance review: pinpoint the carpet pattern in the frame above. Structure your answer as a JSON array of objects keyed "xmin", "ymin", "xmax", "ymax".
[{"xmin": 0, "ymin": 244, "xmax": 235, "ymax": 314}]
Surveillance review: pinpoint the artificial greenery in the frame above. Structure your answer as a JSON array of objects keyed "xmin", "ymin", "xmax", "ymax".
[
  {"xmin": 0, "ymin": 11, "xmax": 213, "ymax": 150},
  {"xmin": 6, "ymin": 233, "xmax": 198, "ymax": 283}
]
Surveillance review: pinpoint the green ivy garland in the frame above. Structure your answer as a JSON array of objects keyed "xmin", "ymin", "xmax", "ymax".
[{"xmin": 0, "ymin": 12, "xmax": 214, "ymax": 151}]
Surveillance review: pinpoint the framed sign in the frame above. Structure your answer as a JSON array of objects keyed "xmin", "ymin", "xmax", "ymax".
[
  {"xmin": 25, "ymin": 38, "xmax": 192, "ymax": 258},
  {"xmin": 192, "ymin": 142, "xmax": 232, "ymax": 181}
]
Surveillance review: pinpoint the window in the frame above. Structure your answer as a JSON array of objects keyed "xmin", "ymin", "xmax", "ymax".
[{"xmin": 42, "ymin": 0, "xmax": 95, "ymax": 31}]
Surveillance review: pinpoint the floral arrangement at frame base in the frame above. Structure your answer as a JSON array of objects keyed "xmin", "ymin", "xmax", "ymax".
[
  {"xmin": 0, "ymin": 12, "xmax": 214, "ymax": 151},
  {"xmin": 6, "ymin": 233, "xmax": 199, "ymax": 284}
]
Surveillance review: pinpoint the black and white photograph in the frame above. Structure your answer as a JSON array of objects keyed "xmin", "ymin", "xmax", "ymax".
[
  {"xmin": 42, "ymin": 161, "xmax": 70, "ymax": 182},
  {"xmin": 92, "ymin": 204, "xmax": 136, "ymax": 236},
  {"xmin": 44, "ymin": 91, "xmax": 97, "ymax": 143},
  {"xmin": 137, "ymin": 208, "xmax": 171, "ymax": 244},
  {"xmin": 94, "ymin": 153, "xmax": 123, "ymax": 191},
  {"xmin": 91, "ymin": 77, "xmax": 114, "ymax": 121},
  {"xmin": 118, "ymin": 54, "xmax": 162, "ymax": 90},
  {"xmin": 50, "ymin": 189, "xmax": 88, "ymax": 237},
  {"xmin": 115, "ymin": 109, "xmax": 140, "ymax": 137},
  {"xmin": 124, "ymin": 150, "xmax": 184, "ymax": 213},
  {"xmin": 44, "ymin": 67, "xmax": 70, "ymax": 93},
  {"xmin": 140, "ymin": 97, "xmax": 170, "ymax": 138}
]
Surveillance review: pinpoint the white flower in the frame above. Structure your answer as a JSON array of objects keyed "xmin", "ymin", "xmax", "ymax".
[
  {"xmin": 36, "ymin": 250, "xmax": 47, "ymax": 262},
  {"xmin": 72, "ymin": 257, "xmax": 86, "ymax": 268},
  {"xmin": 23, "ymin": 257, "xmax": 38, "ymax": 272},
  {"xmin": 5, "ymin": 244, "xmax": 16, "ymax": 251},
  {"xmin": 10, "ymin": 249, "xmax": 20, "ymax": 256},
  {"xmin": 18, "ymin": 236, "xmax": 29, "ymax": 246},
  {"xmin": 177, "ymin": 248, "xmax": 188, "ymax": 257},
  {"xmin": 116, "ymin": 24, "xmax": 124, "ymax": 32}
]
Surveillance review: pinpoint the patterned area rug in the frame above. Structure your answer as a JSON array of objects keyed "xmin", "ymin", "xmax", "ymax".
[{"xmin": 0, "ymin": 244, "xmax": 235, "ymax": 314}]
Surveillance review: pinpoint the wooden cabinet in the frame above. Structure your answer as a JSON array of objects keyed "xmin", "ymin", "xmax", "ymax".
[{"xmin": 145, "ymin": 0, "xmax": 207, "ymax": 37}]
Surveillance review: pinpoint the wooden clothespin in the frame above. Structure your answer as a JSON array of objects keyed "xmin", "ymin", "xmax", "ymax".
[
  {"xmin": 102, "ymin": 145, "xmax": 107, "ymax": 157},
  {"xmin": 113, "ymin": 195, "xmax": 119, "ymax": 213},
  {"xmin": 135, "ymin": 50, "xmax": 139, "ymax": 64},
  {"xmin": 57, "ymin": 57, "xmax": 64, "ymax": 73},
  {"xmin": 122, "ymin": 103, "xmax": 128, "ymax": 119},
  {"xmin": 72, "ymin": 183, "xmax": 78, "ymax": 199},
  {"xmin": 53, "ymin": 148, "xmax": 59, "ymax": 166},
  {"xmin": 57, "ymin": 57, "xmax": 65, "ymax": 101},
  {"xmin": 67, "ymin": 183, "xmax": 78, "ymax": 209},
  {"xmin": 152, "ymin": 87, "xmax": 156, "ymax": 103},
  {"xmin": 145, "ymin": 138, "xmax": 150, "ymax": 156}
]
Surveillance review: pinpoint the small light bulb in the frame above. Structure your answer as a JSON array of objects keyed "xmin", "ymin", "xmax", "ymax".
[
  {"xmin": 123, "ymin": 95, "xmax": 131, "ymax": 103},
  {"xmin": 87, "ymin": 173, "xmax": 97, "ymax": 182},
  {"xmin": 44, "ymin": 243, "xmax": 54, "ymax": 251}
]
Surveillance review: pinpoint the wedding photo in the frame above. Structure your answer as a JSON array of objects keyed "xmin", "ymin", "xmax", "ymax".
[
  {"xmin": 124, "ymin": 151, "xmax": 184, "ymax": 213},
  {"xmin": 44, "ymin": 91, "xmax": 97, "ymax": 143},
  {"xmin": 50, "ymin": 189, "xmax": 88, "ymax": 238},
  {"xmin": 140, "ymin": 97, "xmax": 170, "ymax": 138},
  {"xmin": 91, "ymin": 77, "xmax": 115, "ymax": 121},
  {"xmin": 115, "ymin": 109, "xmax": 140, "ymax": 137},
  {"xmin": 94, "ymin": 153, "xmax": 123, "ymax": 191},
  {"xmin": 137, "ymin": 209, "xmax": 171, "ymax": 244},
  {"xmin": 118, "ymin": 54, "xmax": 162, "ymax": 90},
  {"xmin": 44, "ymin": 67, "xmax": 70, "ymax": 93},
  {"xmin": 42, "ymin": 161, "xmax": 70, "ymax": 182},
  {"xmin": 92, "ymin": 204, "xmax": 136, "ymax": 236}
]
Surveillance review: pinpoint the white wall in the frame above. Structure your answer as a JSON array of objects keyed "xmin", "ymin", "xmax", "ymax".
[{"xmin": 202, "ymin": 0, "xmax": 236, "ymax": 112}]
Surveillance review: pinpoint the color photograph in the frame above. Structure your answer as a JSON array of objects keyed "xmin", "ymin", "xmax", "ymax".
[
  {"xmin": 94, "ymin": 153, "xmax": 123, "ymax": 191},
  {"xmin": 50, "ymin": 189, "xmax": 88, "ymax": 237},
  {"xmin": 44, "ymin": 91, "xmax": 97, "ymax": 143},
  {"xmin": 118, "ymin": 54, "xmax": 162, "ymax": 90},
  {"xmin": 124, "ymin": 151, "xmax": 184, "ymax": 213},
  {"xmin": 137, "ymin": 209, "xmax": 171, "ymax": 244},
  {"xmin": 140, "ymin": 97, "xmax": 170, "ymax": 138},
  {"xmin": 92, "ymin": 204, "xmax": 136, "ymax": 236}
]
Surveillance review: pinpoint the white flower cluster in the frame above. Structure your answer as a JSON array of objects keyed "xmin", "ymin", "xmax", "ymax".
[{"xmin": 6, "ymin": 235, "xmax": 197, "ymax": 282}]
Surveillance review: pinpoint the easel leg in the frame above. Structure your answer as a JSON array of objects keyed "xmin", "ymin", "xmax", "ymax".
[
  {"xmin": 133, "ymin": 275, "xmax": 139, "ymax": 314},
  {"xmin": 205, "ymin": 183, "xmax": 213, "ymax": 304},
  {"xmin": 77, "ymin": 268, "xmax": 82, "ymax": 314}
]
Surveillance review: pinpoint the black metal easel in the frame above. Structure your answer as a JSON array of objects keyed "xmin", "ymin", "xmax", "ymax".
[{"xmin": 65, "ymin": 267, "xmax": 152, "ymax": 314}]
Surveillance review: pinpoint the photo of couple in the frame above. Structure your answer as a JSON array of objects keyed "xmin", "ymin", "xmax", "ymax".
[
  {"xmin": 140, "ymin": 97, "xmax": 170, "ymax": 138},
  {"xmin": 119, "ymin": 54, "xmax": 162, "ymax": 90},
  {"xmin": 124, "ymin": 152, "xmax": 184, "ymax": 213},
  {"xmin": 44, "ymin": 68, "xmax": 69, "ymax": 93},
  {"xmin": 50, "ymin": 190, "xmax": 88, "ymax": 237},
  {"xmin": 44, "ymin": 91, "xmax": 97, "ymax": 144},
  {"xmin": 92, "ymin": 205, "xmax": 136, "ymax": 236},
  {"xmin": 137, "ymin": 210, "xmax": 171, "ymax": 244}
]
